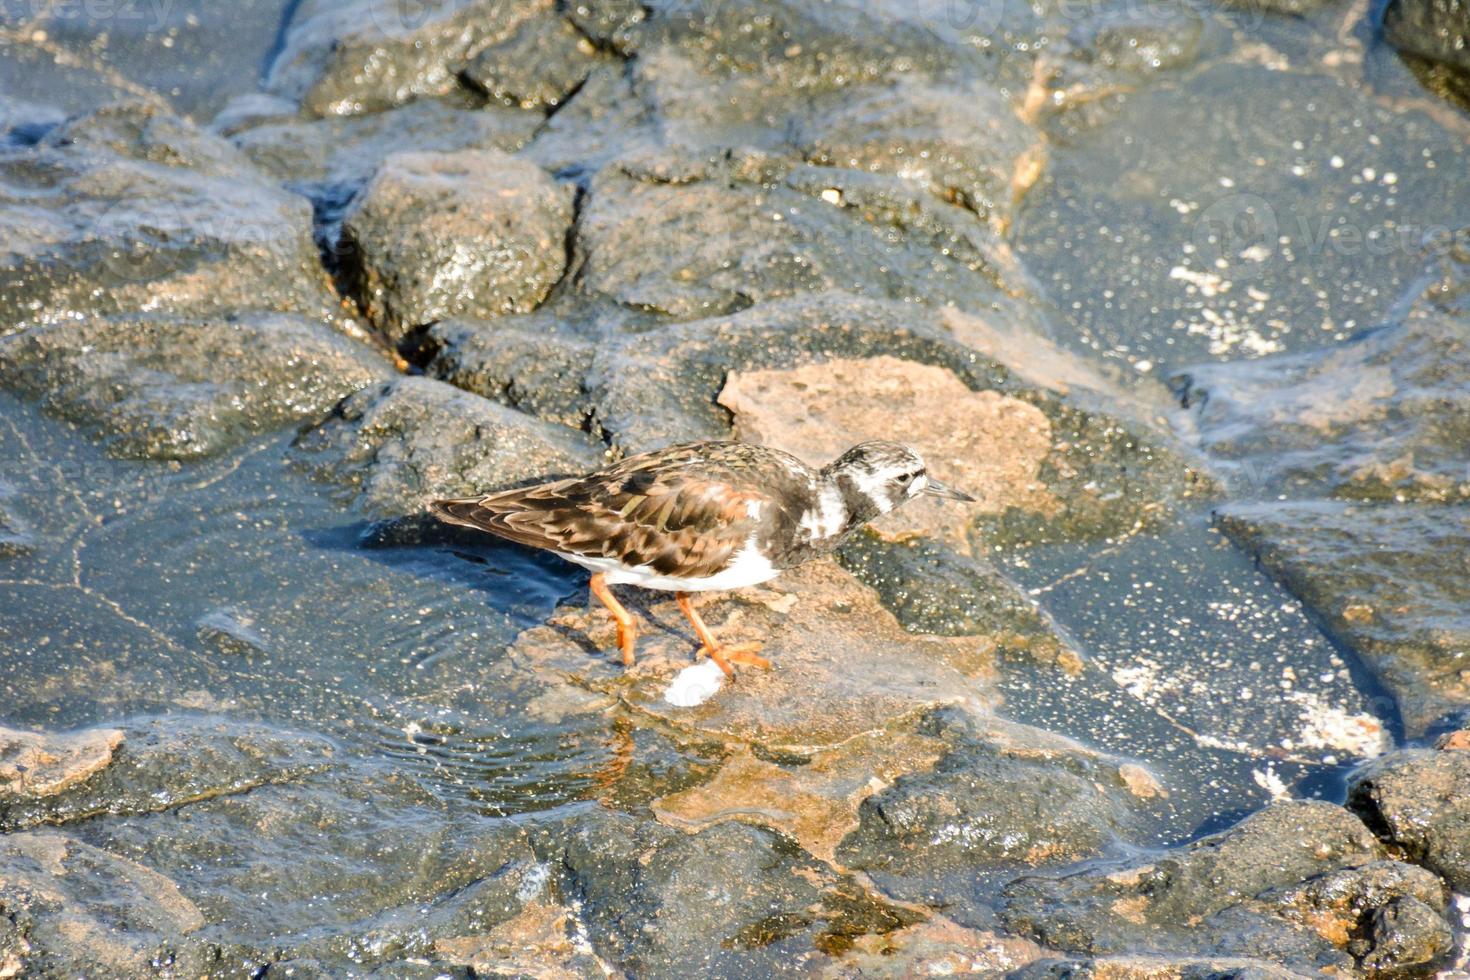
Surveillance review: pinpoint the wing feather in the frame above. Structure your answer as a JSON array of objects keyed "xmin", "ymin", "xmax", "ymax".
[{"xmin": 428, "ymin": 462, "xmax": 769, "ymax": 578}]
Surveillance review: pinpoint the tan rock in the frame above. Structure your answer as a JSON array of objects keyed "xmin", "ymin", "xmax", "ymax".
[
  {"xmin": 0, "ymin": 724, "xmax": 123, "ymax": 798},
  {"xmin": 718, "ymin": 355, "xmax": 1058, "ymax": 548},
  {"xmin": 652, "ymin": 730, "xmax": 946, "ymax": 865},
  {"xmin": 434, "ymin": 899, "xmax": 612, "ymax": 979},
  {"xmin": 815, "ymin": 916, "xmax": 1044, "ymax": 977},
  {"xmin": 505, "ymin": 560, "xmax": 997, "ymax": 752},
  {"xmin": 1436, "ymin": 729, "xmax": 1470, "ymax": 750}
]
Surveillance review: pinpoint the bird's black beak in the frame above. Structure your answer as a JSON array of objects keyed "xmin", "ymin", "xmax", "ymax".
[{"xmin": 923, "ymin": 478, "xmax": 976, "ymax": 502}]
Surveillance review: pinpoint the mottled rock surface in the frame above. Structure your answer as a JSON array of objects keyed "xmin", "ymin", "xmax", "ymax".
[
  {"xmin": 0, "ymin": 831, "xmax": 211, "ymax": 977},
  {"xmin": 292, "ymin": 376, "xmax": 602, "ymax": 515},
  {"xmin": 1178, "ymin": 314, "xmax": 1470, "ymax": 502},
  {"xmin": 0, "ymin": 715, "xmax": 334, "ymax": 833},
  {"xmin": 1002, "ymin": 801, "xmax": 1450, "ymax": 973},
  {"xmin": 340, "ymin": 149, "xmax": 574, "ymax": 343},
  {"xmin": 0, "ymin": 725, "xmax": 123, "ymax": 801},
  {"xmin": 0, "ymin": 102, "xmax": 340, "ymax": 335},
  {"xmin": 422, "ymin": 315, "xmax": 596, "ymax": 430},
  {"xmin": 267, "ymin": 0, "xmax": 552, "ymax": 117},
  {"xmin": 1218, "ymin": 502, "xmax": 1470, "ymax": 736},
  {"xmin": 0, "ymin": 311, "xmax": 393, "ymax": 460},
  {"xmin": 1348, "ymin": 747, "xmax": 1470, "ymax": 891}
]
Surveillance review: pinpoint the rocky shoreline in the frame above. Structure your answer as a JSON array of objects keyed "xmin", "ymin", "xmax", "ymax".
[{"xmin": 2, "ymin": 0, "xmax": 1468, "ymax": 975}]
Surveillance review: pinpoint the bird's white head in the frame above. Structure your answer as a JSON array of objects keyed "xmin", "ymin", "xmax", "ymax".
[{"xmin": 823, "ymin": 441, "xmax": 975, "ymax": 528}]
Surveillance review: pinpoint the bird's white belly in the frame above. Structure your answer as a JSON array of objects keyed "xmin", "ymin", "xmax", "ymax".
[{"xmin": 555, "ymin": 546, "xmax": 782, "ymax": 592}]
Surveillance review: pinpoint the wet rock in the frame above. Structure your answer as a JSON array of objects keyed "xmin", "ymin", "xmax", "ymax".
[
  {"xmin": 540, "ymin": 805, "xmax": 921, "ymax": 975},
  {"xmin": 836, "ymin": 727, "xmax": 1149, "ymax": 876},
  {"xmin": 232, "ymin": 96, "xmax": 541, "ymax": 190},
  {"xmin": 421, "ymin": 314, "xmax": 596, "ymax": 430},
  {"xmin": 79, "ymin": 763, "xmax": 540, "ymax": 969},
  {"xmin": 1011, "ymin": 955, "xmax": 1317, "ymax": 978},
  {"xmin": 0, "ymin": 715, "xmax": 333, "ymax": 832},
  {"xmin": 521, "ymin": 64, "xmax": 658, "ymax": 176},
  {"xmin": 0, "ymin": 37, "xmax": 168, "ymax": 134},
  {"xmin": 291, "ymin": 376, "xmax": 602, "ymax": 516},
  {"xmin": 0, "ymin": 724, "xmax": 123, "ymax": 800},
  {"xmin": 507, "ymin": 559, "xmax": 996, "ymax": 752},
  {"xmin": 1217, "ymin": 502, "xmax": 1470, "ymax": 736},
  {"xmin": 25, "ymin": 0, "xmax": 297, "ymax": 121},
  {"xmin": 0, "ymin": 480, "xmax": 32, "ymax": 558},
  {"xmin": 1348, "ymin": 747, "xmax": 1470, "ymax": 891},
  {"xmin": 0, "ymin": 101, "xmax": 340, "ymax": 335},
  {"xmin": 1262, "ymin": 860, "xmax": 1452, "ymax": 974},
  {"xmin": 814, "ymin": 917, "xmax": 1044, "ymax": 977},
  {"xmin": 1067, "ymin": 10, "xmax": 1206, "ymax": 75},
  {"xmin": 652, "ymin": 730, "xmax": 949, "ymax": 866},
  {"xmin": 576, "ymin": 157, "xmax": 1023, "ymax": 322},
  {"xmin": 267, "ymin": 0, "xmax": 548, "ymax": 117},
  {"xmin": 1383, "ymin": 0, "xmax": 1470, "ymax": 88},
  {"xmin": 340, "ymin": 149, "xmax": 574, "ymax": 343},
  {"xmin": 1003, "ymin": 801, "xmax": 1387, "ymax": 970},
  {"xmin": 835, "ymin": 532, "xmax": 1068, "ymax": 665},
  {"xmin": 0, "ymin": 311, "xmax": 393, "ymax": 460},
  {"xmin": 637, "ymin": 0, "xmax": 976, "ymax": 96},
  {"xmin": 193, "ymin": 607, "xmax": 273, "ymax": 658},
  {"xmin": 461, "ymin": 12, "xmax": 607, "ymax": 110},
  {"xmin": 1360, "ymin": 895, "xmax": 1455, "ymax": 975},
  {"xmin": 799, "ymin": 77, "xmax": 1042, "ymax": 226},
  {"xmin": 565, "ymin": 0, "xmax": 645, "ymax": 52},
  {"xmin": 1178, "ymin": 313, "xmax": 1470, "ymax": 502},
  {"xmin": 0, "ymin": 831, "xmax": 211, "ymax": 977},
  {"xmin": 432, "ymin": 896, "xmax": 615, "ymax": 977}
]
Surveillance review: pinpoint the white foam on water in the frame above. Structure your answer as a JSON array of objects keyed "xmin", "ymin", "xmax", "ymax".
[{"xmin": 663, "ymin": 659, "xmax": 726, "ymax": 707}]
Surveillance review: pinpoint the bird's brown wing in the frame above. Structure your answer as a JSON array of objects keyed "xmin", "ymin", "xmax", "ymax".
[{"xmin": 429, "ymin": 459, "xmax": 766, "ymax": 579}]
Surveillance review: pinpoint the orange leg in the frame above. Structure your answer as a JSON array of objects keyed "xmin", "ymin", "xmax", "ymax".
[
  {"xmin": 676, "ymin": 592, "xmax": 769, "ymax": 679},
  {"xmin": 590, "ymin": 573, "xmax": 636, "ymax": 666}
]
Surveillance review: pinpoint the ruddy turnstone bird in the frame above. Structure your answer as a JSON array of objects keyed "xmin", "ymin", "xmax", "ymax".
[{"xmin": 430, "ymin": 440, "xmax": 974, "ymax": 678}]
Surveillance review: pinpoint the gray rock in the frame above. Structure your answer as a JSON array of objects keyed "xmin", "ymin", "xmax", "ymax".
[
  {"xmin": 77, "ymin": 762, "xmax": 540, "ymax": 970},
  {"xmin": 836, "ymin": 732, "xmax": 1146, "ymax": 876},
  {"xmin": 291, "ymin": 376, "xmax": 602, "ymax": 516},
  {"xmin": 1348, "ymin": 747, "xmax": 1470, "ymax": 891},
  {"xmin": 836, "ymin": 531, "xmax": 1059, "ymax": 646},
  {"xmin": 461, "ymin": 12, "xmax": 607, "ymax": 109},
  {"xmin": 576, "ymin": 154, "xmax": 1024, "ymax": 322},
  {"xmin": 538, "ymin": 805, "xmax": 920, "ymax": 977},
  {"xmin": 0, "ymin": 715, "xmax": 333, "ymax": 833},
  {"xmin": 1178, "ymin": 313, "xmax": 1470, "ymax": 502},
  {"xmin": 1261, "ymin": 860, "xmax": 1452, "ymax": 974},
  {"xmin": 0, "ymin": 102, "xmax": 341, "ymax": 335},
  {"xmin": 1067, "ymin": 10, "xmax": 1206, "ymax": 74},
  {"xmin": 565, "ymin": 0, "xmax": 645, "ymax": 52},
  {"xmin": 799, "ymin": 76, "xmax": 1040, "ymax": 224},
  {"xmin": 1002, "ymin": 801, "xmax": 1387, "ymax": 971},
  {"xmin": 232, "ymin": 96, "xmax": 541, "ymax": 190},
  {"xmin": 266, "ymin": 0, "xmax": 549, "ymax": 117},
  {"xmin": 423, "ymin": 315, "xmax": 596, "ymax": 429},
  {"xmin": 1011, "ymin": 956, "xmax": 1317, "ymax": 979},
  {"xmin": 1383, "ymin": 0, "xmax": 1470, "ymax": 82},
  {"xmin": 0, "ymin": 831, "xmax": 214, "ymax": 977},
  {"xmin": 0, "ymin": 311, "xmax": 393, "ymax": 460},
  {"xmin": 1217, "ymin": 502, "xmax": 1470, "ymax": 736},
  {"xmin": 340, "ymin": 149, "xmax": 574, "ymax": 343},
  {"xmin": 635, "ymin": 0, "xmax": 978, "ymax": 96}
]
